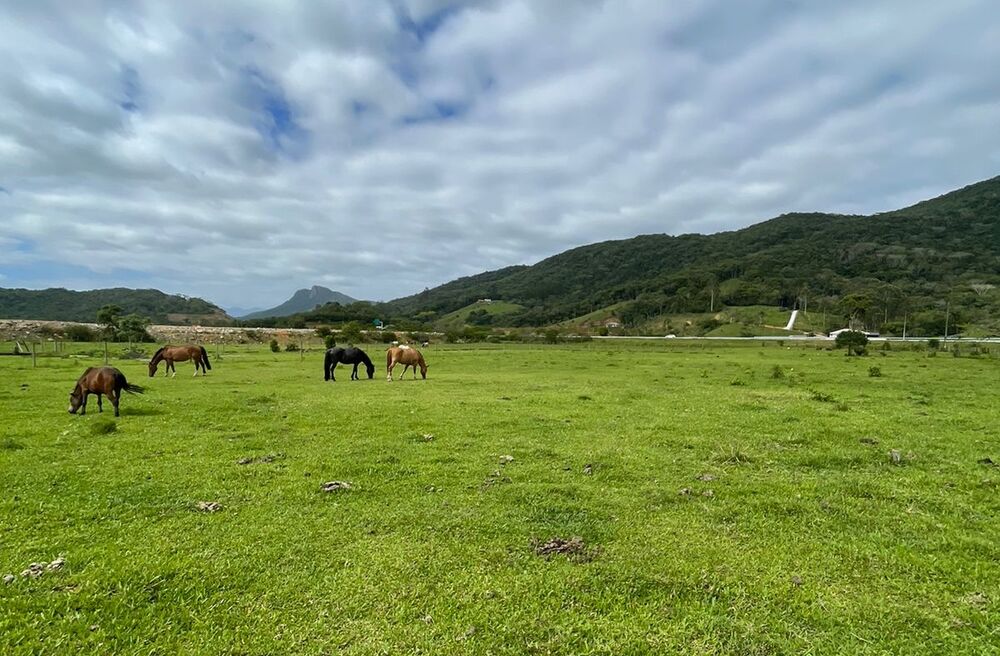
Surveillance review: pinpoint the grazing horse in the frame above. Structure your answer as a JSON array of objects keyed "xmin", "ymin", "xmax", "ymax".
[
  {"xmin": 324, "ymin": 347, "xmax": 375, "ymax": 381},
  {"xmin": 385, "ymin": 345, "xmax": 428, "ymax": 381},
  {"xmin": 69, "ymin": 366, "xmax": 144, "ymax": 417},
  {"xmin": 148, "ymin": 344, "xmax": 212, "ymax": 377}
]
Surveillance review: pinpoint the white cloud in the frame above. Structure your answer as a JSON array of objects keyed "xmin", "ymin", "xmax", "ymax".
[{"xmin": 0, "ymin": 0, "xmax": 998, "ymax": 309}]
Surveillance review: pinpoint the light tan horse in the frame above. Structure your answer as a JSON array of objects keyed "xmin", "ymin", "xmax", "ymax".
[
  {"xmin": 148, "ymin": 344, "xmax": 212, "ymax": 377},
  {"xmin": 385, "ymin": 345, "xmax": 427, "ymax": 381}
]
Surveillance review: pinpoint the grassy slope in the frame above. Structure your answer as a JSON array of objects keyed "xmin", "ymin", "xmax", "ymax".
[
  {"xmin": 1, "ymin": 342, "xmax": 998, "ymax": 654},
  {"xmin": 435, "ymin": 301, "xmax": 525, "ymax": 331}
]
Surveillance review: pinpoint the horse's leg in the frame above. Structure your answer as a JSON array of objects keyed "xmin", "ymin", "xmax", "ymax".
[
  {"xmin": 386, "ymin": 360, "xmax": 394, "ymax": 381},
  {"xmin": 351, "ymin": 363, "xmax": 359, "ymax": 380},
  {"xmin": 193, "ymin": 357, "xmax": 199, "ymax": 377},
  {"xmin": 331, "ymin": 362, "xmax": 337, "ymax": 382},
  {"xmin": 97, "ymin": 393, "xmax": 103, "ymax": 413},
  {"xmin": 80, "ymin": 391, "xmax": 88, "ymax": 415},
  {"xmin": 111, "ymin": 389, "xmax": 120, "ymax": 417}
]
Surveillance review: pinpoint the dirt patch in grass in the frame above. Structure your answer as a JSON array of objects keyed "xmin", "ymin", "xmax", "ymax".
[
  {"xmin": 532, "ymin": 536, "xmax": 597, "ymax": 562},
  {"xmin": 237, "ymin": 452, "xmax": 285, "ymax": 465},
  {"xmin": 195, "ymin": 501, "xmax": 223, "ymax": 512},
  {"xmin": 321, "ymin": 481, "xmax": 353, "ymax": 492}
]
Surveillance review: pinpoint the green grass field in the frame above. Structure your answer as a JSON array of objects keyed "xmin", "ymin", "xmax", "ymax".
[{"xmin": 1, "ymin": 341, "xmax": 998, "ymax": 654}]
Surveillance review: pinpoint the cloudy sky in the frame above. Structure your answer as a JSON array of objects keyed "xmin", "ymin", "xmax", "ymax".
[{"xmin": 1, "ymin": 0, "xmax": 998, "ymax": 311}]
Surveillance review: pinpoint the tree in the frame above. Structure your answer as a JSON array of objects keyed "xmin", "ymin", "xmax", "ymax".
[
  {"xmin": 339, "ymin": 321, "xmax": 364, "ymax": 344},
  {"xmin": 835, "ymin": 330, "xmax": 869, "ymax": 356},
  {"xmin": 96, "ymin": 304, "xmax": 123, "ymax": 340},
  {"xmin": 118, "ymin": 313, "xmax": 151, "ymax": 345}
]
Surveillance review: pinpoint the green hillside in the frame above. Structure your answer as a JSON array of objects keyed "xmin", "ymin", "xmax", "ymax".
[
  {"xmin": 0, "ymin": 287, "xmax": 231, "ymax": 325},
  {"xmin": 381, "ymin": 176, "xmax": 1000, "ymax": 335},
  {"xmin": 435, "ymin": 300, "xmax": 525, "ymax": 330}
]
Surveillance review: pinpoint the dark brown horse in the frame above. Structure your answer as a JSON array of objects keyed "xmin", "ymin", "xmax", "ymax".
[
  {"xmin": 69, "ymin": 366, "xmax": 144, "ymax": 417},
  {"xmin": 149, "ymin": 345, "xmax": 212, "ymax": 377},
  {"xmin": 386, "ymin": 345, "xmax": 428, "ymax": 381}
]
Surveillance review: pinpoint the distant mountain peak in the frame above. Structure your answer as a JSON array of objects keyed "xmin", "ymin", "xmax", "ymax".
[{"xmin": 241, "ymin": 285, "xmax": 359, "ymax": 319}]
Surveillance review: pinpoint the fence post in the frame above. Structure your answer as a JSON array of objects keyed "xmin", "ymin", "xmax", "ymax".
[
  {"xmin": 32, "ymin": 342, "xmax": 37, "ymax": 368},
  {"xmin": 104, "ymin": 341, "xmax": 109, "ymax": 365}
]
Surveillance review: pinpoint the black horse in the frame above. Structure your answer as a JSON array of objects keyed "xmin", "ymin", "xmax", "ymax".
[{"xmin": 324, "ymin": 347, "xmax": 375, "ymax": 381}]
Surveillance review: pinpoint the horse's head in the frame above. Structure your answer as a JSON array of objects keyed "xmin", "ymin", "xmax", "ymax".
[
  {"xmin": 68, "ymin": 390, "xmax": 82, "ymax": 414},
  {"xmin": 420, "ymin": 362, "xmax": 428, "ymax": 379},
  {"xmin": 148, "ymin": 360, "xmax": 158, "ymax": 377},
  {"xmin": 366, "ymin": 362, "xmax": 375, "ymax": 379}
]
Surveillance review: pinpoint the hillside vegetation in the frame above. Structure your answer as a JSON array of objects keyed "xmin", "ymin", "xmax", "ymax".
[
  {"xmin": 0, "ymin": 287, "xmax": 231, "ymax": 325},
  {"xmin": 382, "ymin": 176, "xmax": 1000, "ymax": 335}
]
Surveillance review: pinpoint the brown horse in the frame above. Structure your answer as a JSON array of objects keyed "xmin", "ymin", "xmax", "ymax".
[
  {"xmin": 69, "ymin": 366, "xmax": 144, "ymax": 417},
  {"xmin": 149, "ymin": 344, "xmax": 212, "ymax": 377},
  {"xmin": 385, "ymin": 345, "xmax": 428, "ymax": 381}
]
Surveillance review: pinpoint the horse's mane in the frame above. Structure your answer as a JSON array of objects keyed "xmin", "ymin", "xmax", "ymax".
[{"xmin": 151, "ymin": 346, "xmax": 166, "ymax": 360}]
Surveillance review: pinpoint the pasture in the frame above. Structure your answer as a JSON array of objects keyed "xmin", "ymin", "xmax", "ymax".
[{"xmin": 1, "ymin": 340, "xmax": 998, "ymax": 654}]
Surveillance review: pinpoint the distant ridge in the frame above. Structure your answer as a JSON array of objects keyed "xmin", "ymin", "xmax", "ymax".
[
  {"xmin": 241, "ymin": 286, "xmax": 358, "ymax": 319},
  {"xmin": 0, "ymin": 287, "xmax": 231, "ymax": 325}
]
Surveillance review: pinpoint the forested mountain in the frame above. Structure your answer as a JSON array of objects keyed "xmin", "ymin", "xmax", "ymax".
[
  {"xmin": 376, "ymin": 176, "xmax": 1000, "ymax": 334},
  {"xmin": 241, "ymin": 286, "xmax": 358, "ymax": 319},
  {"xmin": 0, "ymin": 287, "xmax": 231, "ymax": 325}
]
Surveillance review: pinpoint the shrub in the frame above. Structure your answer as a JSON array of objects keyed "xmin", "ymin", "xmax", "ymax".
[
  {"xmin": 543, "ymin": 329, "xmax": 560, "ymax": 344},
  {"xmin": 285, "ymin": 343, "xmax": 300, "ymax": 352},
  {"xmin": 835, "ymin": 330, "xmax": 869, "ymax": 356},
  {"xmin": 269, "ymin": 339, "xmax": 280, "ymax": 353},
  {"xmin": 868, "ymin": 366, "xmax": 882, "ymax": 377},
  {"xmin": 324, "ymin": 334, "xmax": 337, "ymax": 349},
  {"xmin": 64, "ymin": 324, "xmax": 97, "ymax": 342},
  {"xmin": 770, "ymin": 364, "xmax": 785, "ymax": 379},
  {"xmin": 927, "ymin": 338, "xmax": 940, "ymax": 350}
]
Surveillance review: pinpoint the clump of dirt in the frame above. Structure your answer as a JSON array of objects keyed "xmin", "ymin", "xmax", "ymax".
[
  {"xmin": 860, "ymin": 437, "xmax": 879, "ymax": 445},
  {"xmin": 481, "ymin": 470, "xmax": 510, "ymax": 489},
  {"xmin": 695, "ymin": 473, "xmax": 716, "ymax": 482},
  {"xmin": 3, "ymin": 574, "xmax": 15, "ymax": 584},
  {"xmin": 321, "ymin": 481, "xmax": 353, "ymax": 493},
  {"xmin": 679, "ymin": 487, "xmax": 692, "ymax": 496},
  {"xmin": 978, "ymin": 457, "xmax": 996, "ymax": 467},
  {"xmin": 195, "ymin": 501, "xmax": 223, "ymax": 512},
  {"xmin": 236, "ymin": 452, "xmax": 285, "ymax": 465},
  {"xmin": 889, "ymin": 450, "xmax": 917, "ymax": 465},
  {"xmin": 422, "ymin": 433, "xmax": 435, "ymax": 442},
  {"xmin": 499, "ymin": 454, "xmax": 514, "ymax": 465},
  {"xmin": 532, "ymin": 536, "xmax": 597, "ymax": 562},
  {"xmin": 18, "ymin": 557, "xmax": 65, "ymax": 579},
  {"xmin": 583, "ymin": 463, "xmax": 593, "ymax": 475}
]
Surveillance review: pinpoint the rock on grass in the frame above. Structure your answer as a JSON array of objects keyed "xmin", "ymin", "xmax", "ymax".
[{"xmin": 321, "ymin": 481, "xmax": 353, "ymax": 493}]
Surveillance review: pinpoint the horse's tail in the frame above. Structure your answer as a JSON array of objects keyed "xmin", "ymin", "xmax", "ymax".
[
  {"xmin": 386, "ymin": 348, "xmax": 393, "ymax": 370},
  {"xmin": 115, "ymin": 371, "xmax": 145, "ymax": 395},
  {"xmin": 200, "ymin": 346, "xmax": 212, "ymax": 370}
]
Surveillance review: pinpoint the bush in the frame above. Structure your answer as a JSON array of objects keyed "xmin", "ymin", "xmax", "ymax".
[
  {"xmin": 770, "ymin": 365, "xmax": 785, "ymax": 379},
  {"xmin": 835, "ymin": 330, "xmax": 869, "ymax": 356},
  {"xmin": 64, "ymin": 324, "xmax": 98, "ymax": 342},
  {"xmin": 269, "ymin": 339, "xmax": 280, "ymax": 353},
  {"xmin": 927, "ymin": 338, "xmax": 940, "ymax": 350},
  {"xmin": 543, "ymin": 329, "xmax": 560, "ymax": 344},
  {"xmin": 285, "ymin": 343, "xmax": 300, "ymax": 352},
  {"xmin": 868, "ymin": 366, "xmax": 882, "ymax": 377},
  {"xmin": 324, "ymin": 334, "xmax": 337, "ymax": 349}
]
